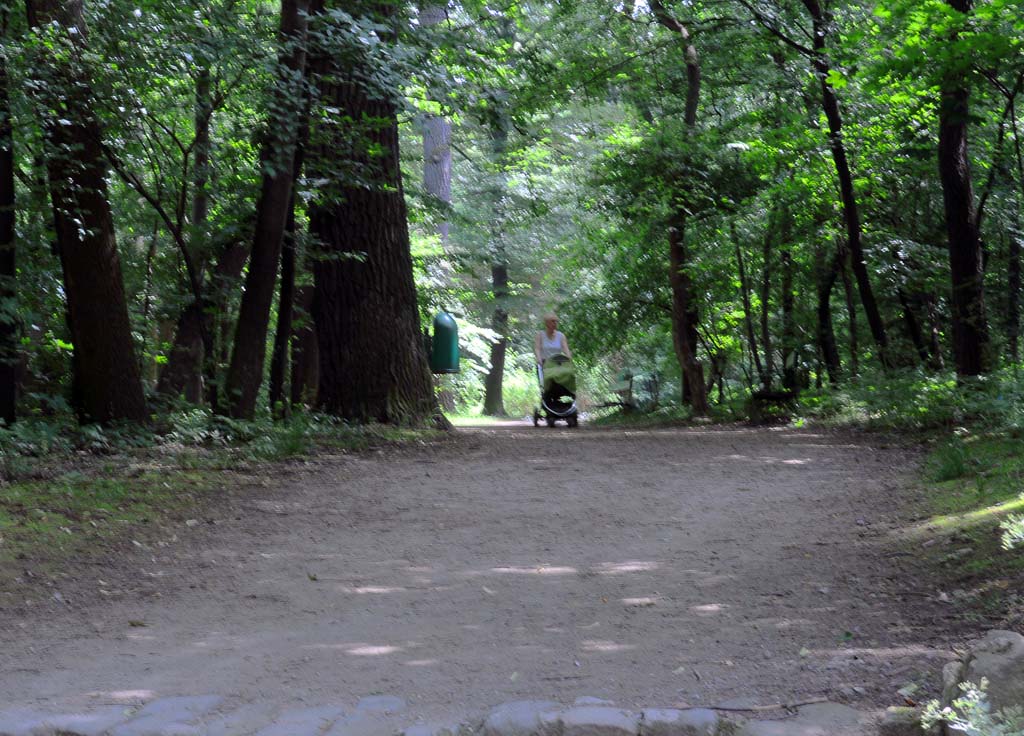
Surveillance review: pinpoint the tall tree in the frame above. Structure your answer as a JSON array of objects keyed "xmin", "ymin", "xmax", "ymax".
[
  {"xmin": 25, "ymin": 0, "xmax": 147, "ymax": 423},
  {"xmin": 938, "ymin": 0, "xmax": 991, "ymax": 376},
  {"xmin": 223, "ymin": 0, "xmax": 311, "ymax": 418},
  {"xmin": 0, "ymin": 8, "xmax": 15, "ymax": 425},
  {"xmin": 650, "ymin": 0, "xmax": 709, "ymax": 414},
  {"xmin": 309, "ymin": 1, "xmax": 439, "ymax": 425},
  {"xmin": 800, "ymin": 0, "xmax": 890, "ymax": 368}
]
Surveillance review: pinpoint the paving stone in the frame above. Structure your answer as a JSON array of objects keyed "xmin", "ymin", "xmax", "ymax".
[
  {"xmin": 640, "ymin": 708, "xmax": 719, "ymax": 736},
  {"xmin": 877, "ymin": 707, "xmax": 926, "ymax": 736},
  {"xmin": 253, "ymin": 705, "xmax": 345, "ymax": 736},
  {"xmin": 0, "ymin": 709, "xmax": 48, "ymax": 736},
  {"xmin": 109, "ymin": 695, "xmax": 224, "ymax": 736},
  {"xmin": 402, "ymin": 723, "xmax": 466, "ymax": 736},
  {"xmin": 34, "ymin": 707, "xmax": 135, "ymax": 736},
  {"xmin": 482, "ymin": 701, "xmax": 561, "ymax": 736},
  {"xmin": 737, "ymin": 702, "xmax": 863, "ymax": 736},
  {"xmin": 324, "ymin": 714, "xmax": 399, "ymax": 736},
  {"xmin": 557, "ymin": 706, "xmax": 640, "ymax": 736},
  {"xmin": 355, "ymin": 698, "xmax": 406, "ymax": 715}
]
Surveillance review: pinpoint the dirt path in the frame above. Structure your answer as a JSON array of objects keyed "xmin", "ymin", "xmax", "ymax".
[{"xmin": 1, "ymin": 423, "xmax": 957, "ymax": 724}]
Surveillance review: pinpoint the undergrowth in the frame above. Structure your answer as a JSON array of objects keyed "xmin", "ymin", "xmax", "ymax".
[{"xmin": 0, "ymin": 410, "xmax": 444, "ymax": 576}]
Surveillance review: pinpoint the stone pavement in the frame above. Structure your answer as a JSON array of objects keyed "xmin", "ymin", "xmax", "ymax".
[{"xmin": 0, "ymin": 695, "xmax": 885, "ymax": 736}]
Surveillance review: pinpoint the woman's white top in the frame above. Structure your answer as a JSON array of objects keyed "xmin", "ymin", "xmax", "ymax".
[{"xmin": 538, "ymin": 330, "xmax": 566, "ymax": 361}]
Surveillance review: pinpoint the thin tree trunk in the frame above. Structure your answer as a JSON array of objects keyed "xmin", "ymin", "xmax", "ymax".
[
  {"xmin": 290, "ymin": 284, "xmax": 318, "ymax": 407},
  {"xmin": 816, "ymin": 245, "xmax": 842, "ymax": 384},
  {"xmin": 268, "ymin": 102, "xmax": 310, "ymax": 416},
  {"xmin": 193, "ymin": 67, "xmax": 212, "ymax": 256},
  {"xmin": 482, "ymin": 264, "xmax": 508, "ymax": 416},
  {"xmin": 25, "ymin": 0, "xmax": 147, "ymax": 423},
  {"xmin": 670, "ymin": 219, "xmax": 708, "ymax": 413},
  {"xmin": 802, "ymin": 0, "xmax": 890, "ymax": 368},
  {"xmin": 223, "ymin": 0, "xmax": 310, "ymax": 419},
  {"xmin": 310, "ymin": 2, "xmax": 438, "ymax": 425},
  {"xmin": 268, "ymin": 203, "xmax": 298, "ymax": 417},
  {"xmin": 1009, "ymin": 219, "xmax": 1021, "ymax": 363},
  {"xmin": 158, "ymin": 241, "xmax": 249, "ymax": 403},
  {"xmin": 651, "ymin": 0, "xmax": 708, "ymax": 414},
  {"xmin": 938, "ymin": 0, "xmax": 990, "ymax": 376},
  {"xmin": 760, "ymin": 212, "xmax": 774, "ymax": 387},
  {"xmin": 734, "ymin": 228, "xmax": 766, "ymax": 388},
  {"xmin": 782, "ymin": 240, "xmax": 798, "ymax": 391},
  {"xmin": 839, "ymin": 251, "xmax": 859, "ymax": 375},
  {"xmin": 0, "ymin": 10, "xmax": 15, "ymax": 425}
]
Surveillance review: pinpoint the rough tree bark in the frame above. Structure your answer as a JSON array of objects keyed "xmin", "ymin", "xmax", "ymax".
[
  {"xmin": 25, "ymin": 0, "xmax": 147, "ymax": 423},
  {"xmin": 223, "ymin": 0, "xmax": 310, "ymax": 419},
  {"xmin": 309, "ymin": 2, "xmax": 438, "ymax": 425},
  {"xmin": 651, "ymin": 0, "xmax": 709, "ymax": 414},
  {"xmin": 0, "ymin": 9, "xmax": 15, "ymax": 425},
  {"xmin": 760, "ymin": 211, "xmax": 774, "ymax": 387},
  {"xmin": 938, "ymin": 0, "xmax": 990, "ymax": 376},
  {"xmin": 1009, "ymin": 220, "xmax": 1021, "ymax": 363},
  {"xmin": 801, "ymin": 0, "xmax": 890, "ymax": 368}
]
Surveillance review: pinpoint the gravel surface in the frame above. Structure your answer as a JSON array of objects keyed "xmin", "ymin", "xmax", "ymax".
[{"xmin": 0, "ymin": 422, "xmax": 959, "ymax": 723}]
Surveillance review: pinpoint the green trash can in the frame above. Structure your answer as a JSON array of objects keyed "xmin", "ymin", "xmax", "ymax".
[{"xmin": 429, "ymin": 311, "xmax": 459, "ymax": 374}]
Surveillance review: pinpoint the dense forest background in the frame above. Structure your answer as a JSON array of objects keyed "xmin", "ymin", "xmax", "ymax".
[{"xmin": 1, "ymin": 0, "xmax": 1023, "ymax": 433}]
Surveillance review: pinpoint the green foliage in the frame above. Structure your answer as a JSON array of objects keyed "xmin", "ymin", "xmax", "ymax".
[
  {"xmin": 923, "ymin": 680, "xmax": 1024, "ymax": 736},
  {"xmin": 930, "ymin": 436, "xmax": 972, "ymax": 482}
]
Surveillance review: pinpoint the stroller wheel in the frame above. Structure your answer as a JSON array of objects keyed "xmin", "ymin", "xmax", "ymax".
[
  {"xmin": 567, "ymin": 414, "xmax": 579, "ymax": 428},
  {"xmin": 545, "ymin": 416, "xmax": 556, "ymax": 427},
  {"xmin": 532, "ymin": 410, "xmax": 540, "ymax": 427}
]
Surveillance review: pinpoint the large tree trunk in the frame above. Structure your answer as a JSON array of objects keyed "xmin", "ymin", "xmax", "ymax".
[
  {"xmin": 25, "ymin": 0, "xmax": 147, "ymax": 424},
  {"xmin": 839, "ymin": 252, "xmax": 859, "ymax": 374},
  {"xmin": 223, "ymin": 0, "xmax": 310, "ymax": 419},
  {"xmin": 309, "ymin": 2, "xmax": 438, "ymax": 425},
  {"xmin": 0, "ymin": 11, "xmax": 15, "ymax": 425},
  {"xmin": 802, "ymin": 0, "xmax": 890, "ymax": 368},
  {"xmin": 779, "ymin": 206, "xmax": 798, "ymax": 391},
  {"xmin": 938, "ymin": 0, "xmax": 990, "ymax": 376}
]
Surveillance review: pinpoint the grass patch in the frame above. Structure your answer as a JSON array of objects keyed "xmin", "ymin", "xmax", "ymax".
[
  {"xmin": 0, "ymin": 413, "xmax": 446, "ymax": 580},
  {"xmin": 913, "ymin": 430, "xmax": 1024, "ymax": 620}
]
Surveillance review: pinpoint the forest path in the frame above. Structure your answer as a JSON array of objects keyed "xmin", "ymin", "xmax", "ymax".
[{"xmin": 1, "ymin": 423, "xmax": 957, "ymax": 728}]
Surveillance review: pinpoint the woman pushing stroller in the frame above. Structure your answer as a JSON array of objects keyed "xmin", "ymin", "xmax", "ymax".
[
  {"xmin": 533, "ymin": 313, "xmax": 579, "ymax": 427},
  {"xmin": 535, "ymin": 312, "xmax": 572, "ymax": 365}
]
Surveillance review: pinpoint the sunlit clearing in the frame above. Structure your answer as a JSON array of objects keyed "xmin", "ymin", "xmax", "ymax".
[
  {"xmin": 597, "ymin": 560, "xmax": 659, "ymax": 574},
  {"xmin": 621, "ymin": 597, "xmax": 658, "ymax": 606},
  {"xmin": 582, "ymin": 639, "xmax": 635, "ymax": 652},
  {"xmin": 782, "ymin": 458, "xmax": 811, "ymax": 465},
  {"xmin": 690, "ymin": 603, "xmax": 727, "ymax": 615},
  {"xmin": 404, "ymin": 659, "xmax": 438, "ymax": 667}
]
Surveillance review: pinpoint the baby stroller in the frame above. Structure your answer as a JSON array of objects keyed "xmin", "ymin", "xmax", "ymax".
[{"xmin": 533, "ymin": 353, "xmax": 579, "ymax": 428}]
